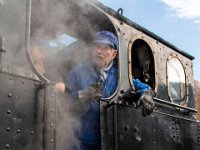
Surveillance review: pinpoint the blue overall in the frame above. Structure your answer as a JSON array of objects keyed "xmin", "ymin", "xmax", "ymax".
[{"xmin": 66, "ymin": 63, "xmax": 151, "ymax": 150}]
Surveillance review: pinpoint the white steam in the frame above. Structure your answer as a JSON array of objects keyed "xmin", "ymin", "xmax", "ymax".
[{"xmin": 30, "ymin": 0, "xmax": 99, "ymax": 149}]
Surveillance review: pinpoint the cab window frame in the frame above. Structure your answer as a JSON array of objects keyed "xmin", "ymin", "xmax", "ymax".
[
  {"xmin": 166, "ymin": 55, "xmax": 187, "ymax": 106},
  {"xmin": 128, "ymin": 38, "xmax": 155, "ymax": 91},
  {"xmin": 29, "ymin": 0, "xmax": 119, "ymax": 100}
]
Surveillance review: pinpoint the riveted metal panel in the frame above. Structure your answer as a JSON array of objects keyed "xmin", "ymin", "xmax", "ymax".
[
  {"xmin": 115, "ymin": 105, "xmax": 200, "ymax": 150},
  {"xmin": 0, "ymin": 72, "xmax": 44, "ymax": 150},
  {"xmin": 43, "ymin": 84, "xmax": 56, "ymax": 150},
  {"xmin": 100, "ymin": 101, "xmax": 114, "ymax": 150},
  {"xmin": 0, "ymin": 73, "xmax": 15, "ymax": 149}
]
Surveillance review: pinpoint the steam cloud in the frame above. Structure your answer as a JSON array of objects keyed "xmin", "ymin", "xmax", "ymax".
[{"xmin": 30, "ymin": 0, "xmax": 100, "ymax": 149}]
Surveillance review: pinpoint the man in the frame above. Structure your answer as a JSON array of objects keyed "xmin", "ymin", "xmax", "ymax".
[{"xmin": 65, "ymin": 31, "xmax": 154, "ymax": 150}]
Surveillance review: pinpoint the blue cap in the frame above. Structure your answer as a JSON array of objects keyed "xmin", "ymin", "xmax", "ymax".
[{"xmin": 92, "ymin": 31, "xmax": 119, "ymax": 50}]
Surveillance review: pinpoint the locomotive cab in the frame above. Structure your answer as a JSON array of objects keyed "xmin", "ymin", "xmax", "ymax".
[{"xmin": 0, "ymin": 0, "xmax": 199, "ymax": 150}]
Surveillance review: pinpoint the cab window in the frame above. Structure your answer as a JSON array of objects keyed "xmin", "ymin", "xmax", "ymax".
[
  {"xmin": 131, "ymin": 39, "xmax": 155, "ymax": 89},
  {"xmin": 30, "ymin": 0, "xmax": 118, "ymax": 98},
  {"xmin": 167, "ymin": 57, "xmax": 186, "ymax": 105}
]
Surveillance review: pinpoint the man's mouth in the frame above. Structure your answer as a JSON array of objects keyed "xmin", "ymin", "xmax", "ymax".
[{"xmin": 95, "ymin": 55, "xmax": 103, "ymax": 60}]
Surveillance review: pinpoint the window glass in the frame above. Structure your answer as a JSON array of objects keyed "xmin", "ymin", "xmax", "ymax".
[
  {"xmin": 30, "ymin": 0, "xmax": 118, "ymax": 98},
  {"xmin": 167, "ymin": 57, "xmax": 186, "ymax": 105},
  {"xmin": 30, "ymin": 34, "xmax": 78, "ymax": 82},
  {"xmin": 49, "ymin": 34, "xmax": 77, "ymax": 49}
]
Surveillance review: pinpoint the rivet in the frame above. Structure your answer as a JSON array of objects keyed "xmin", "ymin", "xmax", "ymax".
[
  {"xmin": 17, "ymin": 129, "xmax": 21, "ymax": 133},
  {"xmin": 7, "ymin": 110, "xmax": 11, "ymax": 114},
  {"xmin": 50, "ymin": 123, "xmax": 54, "ymax": 127},
  {"xmin": 9, "ymin": 77, "xmax": 13, "ymax": 80},
  {"xmin": 135, "ymin": 134, "xmax": 141, "ymax": 142},
  {"xmin": 8, "ymin": 93, "xmax": 12, "ymax": 97},
  {"xmin": 50, "ymin": 108, "xmax": 54, "ymax": 112},
  {"xmin": 125, "ymin": 125, "xmax": 129, "ymax": 130},
  {"xmin": 120, "ymin": 90, "xmax": 125, "ymax": 94},
  {"xmin": 30, "ymin": 131, "xmax": 34, "ymax": 135},
  {"xmin": 6, "ymin": 127, "xmax": 10, "ymax": 132},
  {"xmin": 134, "ymin": 127, "xmax": 138, "ymax": 132},
  {"xmin": 50, "ymin": 139, "xmax": 54, "ymax": 143},
  {"xmin": 5, "ymin": 144, "xmax": 10, "ymax": 148},
  {"xmin": 177, "ymin": 135, "xmax": 180, "ymax": 140},
  {"xmin": 34, "ymin": 82, "xmax": 39, "ymax": 86},
  {"xmin": 173, "ymin": 135, "xmax": 176, "ymax": 139}
]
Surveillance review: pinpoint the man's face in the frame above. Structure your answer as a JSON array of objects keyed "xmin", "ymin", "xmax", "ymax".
[{"xmin": 92, "ymin": 43, "xmax": 117, "ymax": 69}]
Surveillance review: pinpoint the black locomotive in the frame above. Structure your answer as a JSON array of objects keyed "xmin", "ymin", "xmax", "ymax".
[{"xmin": 0, "ymin": 0, "xmax": 199, "ymax": 149}]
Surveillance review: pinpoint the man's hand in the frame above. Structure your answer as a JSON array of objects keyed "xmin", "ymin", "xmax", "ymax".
[
  {"xmin": 121, "ymin": 88, "xmax": 138, "ymax": 105},
  {"xmin": 78, "ymin": 83, "xmax": 102, "ymax": 103},
  {"xmin": 137, "ymin": 90, "xmax": 155, "ymax": 117}
]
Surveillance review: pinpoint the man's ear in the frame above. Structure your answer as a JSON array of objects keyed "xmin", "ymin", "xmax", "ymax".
[{"xmin": 112, "ymin": 50, "xmax": 117, "ymax": 59}]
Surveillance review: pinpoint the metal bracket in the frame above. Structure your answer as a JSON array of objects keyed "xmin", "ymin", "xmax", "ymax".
[
  {"xmin": 117, "ymin": 8, "xmax": 123, "ymax": 24},
  {"xmin": 0, "ymin": 36, "xmax": 6, "ymax": 52},
  {"xmin": 0, "ymin": 36, "xmax": 6, "ymax": 71},
  {"xmin": 117, "ymin": 8, "xmax": 123, "ymax": 16}
]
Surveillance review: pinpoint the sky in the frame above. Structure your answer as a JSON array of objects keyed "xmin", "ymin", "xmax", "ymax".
[{"xmin": 99, "ymin": 0, "xmax": 200, "ymax": 81}]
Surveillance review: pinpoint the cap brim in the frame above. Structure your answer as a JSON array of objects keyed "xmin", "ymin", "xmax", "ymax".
[{"xmin": 92, "ymin": 40, "xmax": 115, "ymax": 49}]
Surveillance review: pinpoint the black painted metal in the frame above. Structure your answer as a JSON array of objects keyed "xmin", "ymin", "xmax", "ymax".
[
  {"xmin": 43, "ymin": 84, "xmax": 56, "ymax": 150},
  {"xmin": 113, "ymin": 105, "xmax": 118, "ymax": 150},
  {"xmin": 0, "ymin": 0, "xmax": 199, "ymax": 150},
  {"xmin": 100, "ymin": 101, "xmax": 114, "ymax": 150},
  {"xmin": 112, "ymin": 104, "xmax": 199, "ymax": 150},
  {"xmin": 0, "ymin": 72, "xmax": 44, "ymax": 150}
]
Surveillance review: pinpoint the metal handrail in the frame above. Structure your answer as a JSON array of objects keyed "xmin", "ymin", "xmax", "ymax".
[
  {"xmin": 153, "ymin": 97, "xmax": 197, "ymax": 113},
  {"xmin": 102, "ymin": 97, "xmax": 197, "ymax": 113}
]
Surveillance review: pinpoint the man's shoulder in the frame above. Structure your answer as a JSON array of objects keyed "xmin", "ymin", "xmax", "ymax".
[{"xmin": 109, "ymin": 65, "xmax": 118, "ymax": 73}]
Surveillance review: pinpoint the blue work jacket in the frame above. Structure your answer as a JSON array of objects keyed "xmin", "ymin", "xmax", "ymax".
[{"xmin": 66, "ymin": 62, "xmax": 151, "ymax": 146}]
